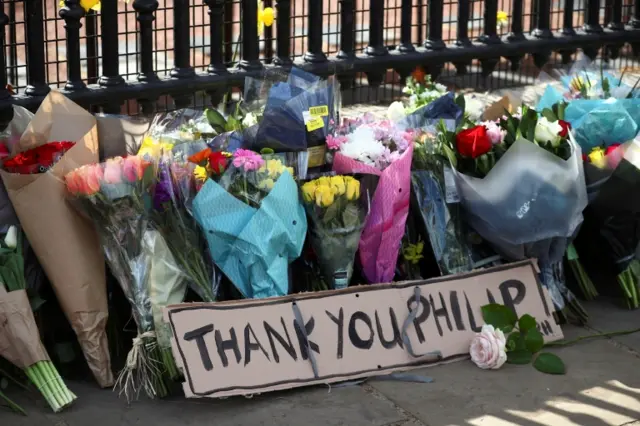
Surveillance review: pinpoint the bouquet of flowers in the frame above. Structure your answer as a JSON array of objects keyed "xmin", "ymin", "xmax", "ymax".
[
  {"xmin": 441, "ymin": 105, "xmax": 588, "ymax": 320},
  {"xmin": 0, "ymin": 92, "xmax": 112, "ymax": 388},
  {"xmin": 299, "ymin": 174, "xmax": 378, "ymax": 290},
  {"xmin": 328, "ymin": 115, "xmax": 414, "ymax": 283},
  {"xmin": 193, "ymin": 150, "xmax": 307, "ymax": 299},
  {"xmin": 0, "ymin": 226, "xmax": 76, "ymax": 412},
  {"xmin": 65, "ymin": 156, "xmax": 186, "ymax": 400},
  {"xmin": 152, "ymin": 156, "xmax": 220, "ymax": 303}
]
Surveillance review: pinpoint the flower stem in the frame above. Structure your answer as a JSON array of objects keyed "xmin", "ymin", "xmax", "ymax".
[
  {"xmin": 546, "ymin": 327, "xmax": 640, "ymax": 347},
  {"xmin": 0, "ymin": 389, "xmax": 26, "ymax": 416}
]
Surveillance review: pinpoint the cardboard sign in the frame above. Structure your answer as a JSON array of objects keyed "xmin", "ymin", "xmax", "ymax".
[
  {"xmin": 482, "ymin": 94, "xmax": 522, "ymax": 121},
  {"xmin": 165, "ymin": 260, "xmax": 563, "ymax": 399}
]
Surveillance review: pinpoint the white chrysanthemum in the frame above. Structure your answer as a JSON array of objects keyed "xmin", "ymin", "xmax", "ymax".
[
  {"xmin": 340, "ymin": 127, "xmax": 386, "ymax": 165},
  {"xmin": 465, "ymin": 96, "xmax": 484, "ymax": 121}
]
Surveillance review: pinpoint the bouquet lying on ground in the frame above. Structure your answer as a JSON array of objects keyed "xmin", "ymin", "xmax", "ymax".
[
  {"xmin": 300, "ymin": 174, "xmax": 378, "ymax": 290},
  {"xmin": 193, "ymin": 150, "xmax": 307, "ymax": 299},
  {"xmin": 328, "ymin": 114, "xmax": 414, "ymax": 284},
  {"xmin": 0, "ymin": 226, "xmax": 76, "ymax": 412},
  {"xmin": 439, "ymin": 104, "xmax": 588, "ymax": 322},
  {"xmin": 65, "ymin": 156, "xmax": 186, "ymax": 400}
]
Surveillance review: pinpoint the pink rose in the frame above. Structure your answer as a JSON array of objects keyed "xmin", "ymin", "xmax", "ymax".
[
  {"xmin": 469, "ymin": 324, "xmax": 507, "ymax": 370},
  {"xmin": 103, "ymin": 157, "xmax": 123, "ymax": 184},
  {"xmin": 122, "ymin": 155, "xmax": 145, "ymax": 183},
  {"xmin": 482, "ymin": 121, "xmax": 505, "ymax": 145}
]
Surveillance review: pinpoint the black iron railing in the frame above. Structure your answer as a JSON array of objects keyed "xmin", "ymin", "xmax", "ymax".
[{"xmin": 1, "ymin": 0, "xmax": 640, "ymax": 120}]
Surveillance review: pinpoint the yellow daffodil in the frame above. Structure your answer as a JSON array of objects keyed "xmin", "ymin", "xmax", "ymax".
[
  {"xmin": 330, "ymin": 176, "xmax": 346, "ymax": 196},
  {"xmin": 258, "ymin": 178, "xmax": 275, "ymax": 190},
  {"xmin": 588, "ymin": 147, "xmax": 607, "ymax": 169},
  {"xmin": 497, "ymin": 11, "xmax": 508, "ymax": 28},
  {"xmin": 257, "ymin": 0, "xmax": 275, "ymax": 37},
  {"xmin": 345, "ymin": 176, "xmax": 360, "ymax": 201},
  {"xmin": 138, "ymin": 135, "xmax": 174, "ymax": 159},
  {"xmin": 404, "ymin": 241, "xmax": 424, "ymax": 265},
  {"xmin": 315, "ymin": 184, "xmax": 334, "ymax": 207},
  {"xmin": 301, "ymin": 181, "xmax": 316, "ymax": 203},
  {"xmin": 194, "ymin": 165, "xmax": 208, "ymax": 183}
]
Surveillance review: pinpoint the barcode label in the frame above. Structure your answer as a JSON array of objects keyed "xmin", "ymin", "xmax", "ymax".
[
  {"xmin": 306, "ymin": 116, "xmax": 325, "ymax": 132},
  {"xmin": 443, "ymin": 165, "xmax": 460, "ymax": 203},
  {"xmin": 309, "ymin": 105, "xmax": 329, "ymax": 117}
]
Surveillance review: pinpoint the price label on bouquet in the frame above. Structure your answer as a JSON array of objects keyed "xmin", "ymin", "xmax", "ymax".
[
  {"xmin": 306, "ymin": 116, "xmax": 325, "ymax": 132},
  {"xmin": 309, "ymin": 105, "xmax": 329, "ymax": 117},
  {"xmin": 165, "ymin": 260, "xmax": 563, "ymax": 399}
]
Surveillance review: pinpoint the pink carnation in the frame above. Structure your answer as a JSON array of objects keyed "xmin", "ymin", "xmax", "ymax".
[{"xmin": 232, "ymin": 149, "xmax": 265, "ymax": 171}]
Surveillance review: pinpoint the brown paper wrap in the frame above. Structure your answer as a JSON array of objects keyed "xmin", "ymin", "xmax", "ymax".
[
  {"xmin": 0, "ymin": 91, "xmax": 113, "ymax": 387},
  {"xmin": 0, "ymin": 288, "xmax": 49, "ymax": 368}
]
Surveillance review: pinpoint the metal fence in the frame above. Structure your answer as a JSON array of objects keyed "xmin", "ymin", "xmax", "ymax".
[{"xmin": 1, "ymin": 0, "xmax": 640, "ymax": 118}]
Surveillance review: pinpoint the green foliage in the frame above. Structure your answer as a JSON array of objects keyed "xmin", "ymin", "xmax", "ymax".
[{"xmin": 481, "ymin": 303, "xmax": 566, "ymax": 375}]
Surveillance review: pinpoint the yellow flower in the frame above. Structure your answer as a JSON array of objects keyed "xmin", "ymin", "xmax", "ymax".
[
  {"xmin": 258, "ymin": 1, "xmax": 275, "ymax": 37},
  {"xmin": 301, "ymin": 181, "xmax": 316, "ymax": 203},
  {"xmin": 330, "ymin": 176, "xmax": 346, "ymax": 196},
  {"xmin": 60, "ymin": 0, "xmax": 101, "ymax": 12},
  {"xmin": 404, "ymin": 241, "xmax": 424, "ymax": 265},
  {"xmin": 315, "ymin": 185, "xmax": 334, "ymax": 207},
  {"xmin": 221, "ymin": 152, "xmax": 233, "ymax": 157},
  {"xmin": 265, "ymin": 159, "xmax": 285, "ymax": 178},
  {"xmin": 258, "ymin": 178, "xmax": 275, "ymax": 190},
  {"xmin": 497, "ymin": 11, "xmax": 508, "ymax": 28},
  {"xmin": 194, "ymin": 165, "xmax": 208, "ymax": 183},
  {"xmin": 315, "ymin": 176, "xmax": 331, "ymax": 187},
  {"xmin": 588, "ymin": 147, "xmax": 607, "ymax": 168},
  {"xmin": 285, "ymin": 166, "xmax": 294, "ymax": 176},
  {"xmin": 570, "ymin": 75, "xmax": 592, "ymax": 93},
  {"xmin": 345, "ymin": 177, "xmax": 360, "ymax": 200}
]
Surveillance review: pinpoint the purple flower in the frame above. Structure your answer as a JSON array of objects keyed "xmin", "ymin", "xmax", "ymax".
[
  {"xmin": 154, "ymin": 162, "xmax": 175, "ymax": 211},
  {"xmin": 232, "ymin": 149, "xmax": 265, "ymax": 172}
]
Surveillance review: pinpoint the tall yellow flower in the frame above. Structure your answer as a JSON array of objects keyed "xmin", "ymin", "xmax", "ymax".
[
  {"xmin": 315, "ymin": 185, "xmax": 334, "ymax": 207},
  {"xmin": 330, "ymin": 176, "xmax": 346, "ymax": 196},
  {"xmin": 345, "ymin": 177, "xmax": 360, "ymax": 201},
  {"xmin": 301, "ymin": 181, "xmax": 316, "ymax": 203},
  {"xmin": 258, "ymin": 0, "xmax": 275, "ymax": 37},
  {"xmin": 497, "ymin": 11, "xmax": 508, "ymax": 28}
]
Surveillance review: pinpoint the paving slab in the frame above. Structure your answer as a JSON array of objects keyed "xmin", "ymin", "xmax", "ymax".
[
  {"xmin": 369, "ymin": 325, "xmax": 640, "ymax": 426},
  {"xmin": 585, "ymin": 299, "xmax": 640, "ymax": 354}
]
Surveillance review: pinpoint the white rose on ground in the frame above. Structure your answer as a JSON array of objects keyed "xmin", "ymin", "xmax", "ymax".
[
  {"xmin": 469, "ymin": 324, "xmax": 507, "ymax": 370},
  {"xmin": 387, "ymin": 101, "xmax": 407, "ymax": 122},
  {"xmin": 534, "ymin": 116, "xmax": 563, "ymax": 147},
  {"xmin": 464, "ymin": 96, "xmax": 484, "ymax": 121},
  {"xmin": 4, "ymin": 226, "xmax": 17, "ymax": 249}
]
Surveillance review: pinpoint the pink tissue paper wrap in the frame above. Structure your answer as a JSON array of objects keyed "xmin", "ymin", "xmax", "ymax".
[{"xmin": 332, "ymin": 143, "xmax": 413, "ymax": 283}]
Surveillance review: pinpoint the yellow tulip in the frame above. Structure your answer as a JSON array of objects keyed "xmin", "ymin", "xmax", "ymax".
[
  {"xmin": 588, "ymin": 147, "xmax": 607, "ymax": 169},
  {"xmin": 315, "ymin": 176, "xmax": 331, "ymax": 187},
  {"xmin": 258, "ymin": 178, "xmax": 275, "ymax": 190},
  {"xmin": 330, "ymin": 176, "xmax": 346, "ymax": 196},
  {"xmin": 301, "ymin": 182, "xmax": 316, "ymax": 203},
  {"xmin": 315, "ymin": 185, "xmax": 334, "ymax": 207},
  {"xmin": 345, "ymin": 177, "xmax": 360, "ymax": 200},
  {"xmin": 258, "ymin": 1, "xmax": 275, "ymax": 36}
]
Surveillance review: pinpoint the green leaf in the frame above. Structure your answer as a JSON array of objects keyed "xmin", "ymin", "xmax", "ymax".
[
  {"xmin": 506, "ymin": 331, "xmax": 525, "ymax": 351},
  {"xmin": 525, "ymin": 328, "xmax": 544, "ymax": 353},
  {"xmin": 29, "ymin": 296, "xmax": 46, "ymax": 312},
  {"xmin": 205, "ymin": 108, "xmax": 227, "ymax": 128},
  {"xmin": 481, "ymin": 304, "xmax": 517, "ymax": 331},
  {"xmin": 225, "ymin": 115, "xmax": 241, "ymax": 132},
  {"xmin": 541, "ymin": 108, "xmax": 557, "ymax": 122},
  {"xmin": 533, "ymin": 352, "xmax": 566, "ymax": 375},
  {"xmin": 454, "ymin": 94, "xmax": 466, "ymax": 114},
  {"xmin": 518, "ymin": 314, "xmax": 537, "ymax": 332},
  {"xmin": 507, "ymin": 350, "xmax": 533, "ymax": 364}
]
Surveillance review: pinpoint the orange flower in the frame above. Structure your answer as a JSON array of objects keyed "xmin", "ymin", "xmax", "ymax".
[
  {"xmin": 65, "ymin": 170, "xmax": 81, "ymax": 194},
  {"xmin": 411, "ymin": 66, "xmax": 426, "ymax": 85},
  {"xmin": 189, "ymin": 148, "xmax": 212, "ymax": 165},
  {"xmin": 76, "ymin": 164, "xmax": 102, "ymax": 195},
  {"xmin": 122, "ymin": 155, "xmax": 145, "ymax": 182}
]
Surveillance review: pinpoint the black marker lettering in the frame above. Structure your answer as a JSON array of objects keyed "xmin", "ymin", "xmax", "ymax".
[
  {"xmin": 244, "ymin": 323, "xmax": 270, "ymax": 366},
  {"xmin": 407, "ymin": 294, "xmax": 430, "ymax": 343},
  {"xmin": 375, "ymin": 308, "xmax": 403, "ymax": 349},
  {"xmin": 294, "ymin": 316, "xmax": 320, "ymax": 360},
  {"xmin": 264, "ymin": 318, "xmax": 297, "ymax": 363},
  {"xmin": 499, "ymin": 279, "xmax": 526, "ymax": 318},
  {"xmin": 184, "ymin": 324, "xmax": 214, "ymax": 371},
  {"xmin": 429, "ymin": 292, "xmax": 453, "ymax": 337},
  {"xmin": 539, "ymin": 320, "xmax": 553, "ymax": 335},
  {"xmin": 348, "ymin": 311, "xmax": 374, "ymax": 349},
  {"xmin": 449, "ymin": 291, "xmax": 465, "ymax": 331},
  {"xmin": 486, "ymin": 289, "xmax": 497, "ymax": 304},
  {"xmin": 326, "ymin": 308, "xmax": 345, "ymax": 359},
  {"xmin": 464, "ymin": 292, "xmax": 482, "ymax": 332},
  {"xmin": 535, "ymin": 274, "xmax": 551, "ymax": 316},
  {"xmin": 214, "ymin": 327, "xmax": 241, "ymax": 367}
]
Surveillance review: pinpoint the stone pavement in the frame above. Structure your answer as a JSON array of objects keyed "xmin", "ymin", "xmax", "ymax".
[{"xmin": 3, "ymin": 298, "xmax": 640, "ymax": 426}]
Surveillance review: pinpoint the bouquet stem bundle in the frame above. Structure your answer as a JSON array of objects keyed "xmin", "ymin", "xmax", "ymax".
[
  {"xmin": 24, "ymin": 360, "xmax": 77, "ymax": 412},
  {"xmin": 617, "ymin": 259, "xmax": 640, "ymax": 309},
  {"xmin": 566, "ymin": 243, "xmax": 598, "ymax": 301}
]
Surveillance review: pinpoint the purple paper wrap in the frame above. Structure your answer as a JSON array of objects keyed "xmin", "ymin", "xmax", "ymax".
[{"xmin": 332, "ymin": 143, "xmax": 413, "ymax": 283}]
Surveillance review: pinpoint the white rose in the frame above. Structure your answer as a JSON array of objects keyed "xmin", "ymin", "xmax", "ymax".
[
  {"xmin": 534, "ymin": 117, "xmax": 563, "ymax": 147},
  {"xmin": 464, "ymin": 96, "xmax": 484, "ymax": 121},
  {"xmin": 387, "ymin": 101, "xmax": 407, "ymax": 122},
  {"xmin": 4, "ymin": 226, "xmax": 17, "ymax": 249},
  {"xmin": 469, "ymin": 324, "xmax": 507, "ymax": 370},
  {"xmin": 242, "ymin": 112, "xmax": 258, "ymax": 128}
]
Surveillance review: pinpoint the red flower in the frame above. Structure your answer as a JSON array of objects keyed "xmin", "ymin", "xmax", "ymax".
[
  {"xmin": 455, "ymin": 126, "xmax": 492, "ymax": 159},
  {"xmin": 411, "ymin": 66, "xmax": 426, "ymax": 85},
  {"xmin": 3, "ymin": 141, "xmax": 75, "ymax": 174},
  {"xmin": 582, "ymin": 153, "xmax": 588, "ymax": 162},
  {"xmin": 558, "ymin": 120, "xmax": 571, "ymax": 138},
  {"xmin": 208, "ymin": 151, "xmax": 229, "ymax": 175},
  {"xmin": 605, "ymin": 143, "xmax": 621, "ymax": 156},
  {"xmin": 189, "ymin": 148, "xmax": 212, "ymax": 165}
]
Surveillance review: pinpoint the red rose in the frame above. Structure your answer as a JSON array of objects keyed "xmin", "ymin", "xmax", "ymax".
[
  {"xmin": 605, "ymin": 143, "xmax": 621, "ymax": 156},
  {"xmin": 558, "ymin": 120, "xmax": 571, "ymax": 138},
  {"xmin": 455, "ymin": 126, "xmax": 492, "ymax": 159},
  {"xmin": 582, "ymin": 153, "xmax": 588, "ymax": 162},
  {"xmin": 208, "ymin": 151, "xmax": 229, "ymax": 175}
]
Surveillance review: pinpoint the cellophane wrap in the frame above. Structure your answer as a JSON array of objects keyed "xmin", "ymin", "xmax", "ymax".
[{"xmin": 452, "ymin": 135, "xmax": 588, "ymax": 308}]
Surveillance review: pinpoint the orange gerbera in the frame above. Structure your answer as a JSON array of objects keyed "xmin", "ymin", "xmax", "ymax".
[{"xmin": 411, "ymin": 66, "xmax": 426, "ymax": 85}]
